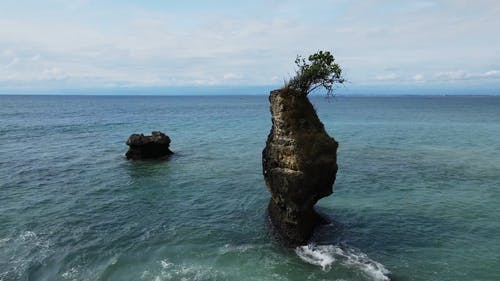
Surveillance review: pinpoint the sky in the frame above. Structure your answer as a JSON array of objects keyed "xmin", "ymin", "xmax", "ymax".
[{"xmin": 1, "ymin": 0, "xmax": 500, "ymax": 93}]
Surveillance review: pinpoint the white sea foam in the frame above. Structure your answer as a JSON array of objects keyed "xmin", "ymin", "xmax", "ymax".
[
  {"xmin": 61, "ymin": 267, "xmax": 79, "ymax": 281},
  {"xmin": 140, "ymin": 270, "xmax": 151, "ymax": 280},
  {"xmin": 19, "ymin": 231, "xmax": 37, "ymax": 241},
  {"xmin": 295, "ymin": 244, "xmax": 391, "ymax": 281},
  {"xmin": 18, "ymin": 231, "xmax": 51, "ymax": 249},
  {"xmin": 219, "ymin": 243, "xmax": 257, "ymax": 254},
  {"xmin": 150, "ymin": 258, "xmax": 226, "ymax": 281},
  {"xmin": 0, "ymin": 237, "xmax": 11, "ymax": 246},
  {"xmin": 295, "ymin": 244, "xmax": 336, "ymax": 271},
  {"xmin": 160, "ymin": 259, "xmax": 173, "ymax": 269}
]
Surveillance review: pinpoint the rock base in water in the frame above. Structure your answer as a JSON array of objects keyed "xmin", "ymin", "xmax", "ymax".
[{"xmin": 125, "ymin": 131, "xmax": 173, "ymax": 160}]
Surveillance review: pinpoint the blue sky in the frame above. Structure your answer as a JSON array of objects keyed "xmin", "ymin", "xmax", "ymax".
[{"xmin": 1, "ymin": 0, "xmax": 500, "ymax": 93}]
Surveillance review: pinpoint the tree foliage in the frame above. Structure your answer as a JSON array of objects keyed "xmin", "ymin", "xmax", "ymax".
[{"xmin": 288, "ymin": 51, "xmax": 344, "ymax": 96}]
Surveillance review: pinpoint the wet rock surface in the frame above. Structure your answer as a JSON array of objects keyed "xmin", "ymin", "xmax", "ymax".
[
  {"xmin": 262, "ymin": 88, "xmax": 338, "ymax": 245},
  {"xmin": 125, "ymin": 131, "xmax": 173, "ymax": 160}
]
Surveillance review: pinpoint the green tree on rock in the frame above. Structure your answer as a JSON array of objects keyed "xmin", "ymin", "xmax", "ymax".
[{"xmin": 288, "ymin": 50, "xmax": 344, "ymax": 96}]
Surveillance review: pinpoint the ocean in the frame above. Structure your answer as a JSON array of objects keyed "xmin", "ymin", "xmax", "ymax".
[{"xmin": 0, "ymin": 94, "xmax": 499, "ymax": 281}]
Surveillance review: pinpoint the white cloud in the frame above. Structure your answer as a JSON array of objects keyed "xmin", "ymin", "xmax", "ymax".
[
  {"xmin": 40, "ymin": 67, "xmax": 68, "ymax": 81},
  {"xmin": 52, "ymin": 0, "xmax": 91, "ymax": 11},
  {"xmin": 31, "ymin": 54, "xmax": 41, "ymax": 61},
  {"xmin": 375, "ymin": 73, "xmax": 400, "ymax": 81},
  {"xmin": 3, "ymin": 58, "xmax": 20, "ymax": 69},
  {"xmin": 1, "ymin": 49, "xmax": 16, "ymax": 57},
  {"xmin": 1, "ymin": 1, "xmax": 500, "ymax": 89},
  {"xmin": 223, "ymin": 73, "xmax": 242, "ymax": 80},
  {"xmin": 484, "ymin": 70, "xmax": 500, "ymax": 77},
  {"xmin": 434, "ymin": 71, "xmax": 468, "ymax": 80},
  {"xmin": 432, "ymin": 70, "xmax": 500, "ymax": 81},
  {"xmin": 413, "ymin": 74, "xmax": 425, "ymax": 82}
]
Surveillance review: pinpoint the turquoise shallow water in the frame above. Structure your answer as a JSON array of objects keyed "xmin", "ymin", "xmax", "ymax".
[{"xmin": 1, "ymin": 94, "xmax": 499, "ymax": 281}]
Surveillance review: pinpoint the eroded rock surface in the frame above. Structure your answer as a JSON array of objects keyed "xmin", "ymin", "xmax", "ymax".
[
  {"xmin": 262, "ymin": 88, "xmax": 338, "ymax": 245},
  {"xmin": 126, "ymin": 131, "xmax": 173, "ymax": 160}
]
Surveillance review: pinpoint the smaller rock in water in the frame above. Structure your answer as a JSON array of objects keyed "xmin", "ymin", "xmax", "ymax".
[{"xmin": 125, "ymin": 131, "xmax": 173, "ymax": 160}]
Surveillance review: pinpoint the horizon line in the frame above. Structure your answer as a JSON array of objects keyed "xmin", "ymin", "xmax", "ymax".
[{"xmin": 1, "ymin": 85, "xmax": 499, "ymax": 96}]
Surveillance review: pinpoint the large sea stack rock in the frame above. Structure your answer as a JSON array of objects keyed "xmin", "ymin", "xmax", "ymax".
[
  {"xmin": 262, "ymin": 88, "xmax": 338, "ymax": 245},
  {"xmin": 126, "ymin": 131, "xmax": 173, "ymax": 160}
]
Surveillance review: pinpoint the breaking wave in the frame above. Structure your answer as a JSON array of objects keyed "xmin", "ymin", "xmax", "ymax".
[{"xmin": 295, "ymin": 244, "xmax": 391, "ymax": 281}]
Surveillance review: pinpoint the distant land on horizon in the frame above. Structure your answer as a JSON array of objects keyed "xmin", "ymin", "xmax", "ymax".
[{"xmin": 1, "ymin": 85, "xmax": 499, "ymax": 96}]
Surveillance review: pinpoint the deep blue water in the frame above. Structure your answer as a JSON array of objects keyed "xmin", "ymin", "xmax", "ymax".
[{"xmin": 1, "ymin": 94, "xmax": 499, "ymax": 281}]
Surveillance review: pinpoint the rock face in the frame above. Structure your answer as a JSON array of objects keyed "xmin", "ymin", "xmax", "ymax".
[
  {"xmin": 126, "ymin": 131, "xmax": 173, "ymax": 160},
  {"xmin": 262, "ymin": 88, "xmax": 338, "ymax": 245}
]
